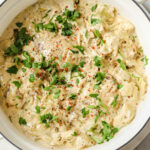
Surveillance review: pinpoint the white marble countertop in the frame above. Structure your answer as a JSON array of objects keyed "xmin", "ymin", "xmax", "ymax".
[{"xmin": 0, "ymin": 1, "xmax": 150, "ymax": 150}]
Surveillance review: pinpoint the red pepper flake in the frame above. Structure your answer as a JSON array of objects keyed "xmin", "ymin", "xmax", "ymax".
[
  {"xmin": 76, "ymin": 28, "xmax": 79, "ymax": 31},
  {"xmin": 63, "ymin": 56, "xmax": 66, "ymax": 61},
  {"xmin": 78, "ymin": 68, "xmax": 83, "ymax": 72},
  {"xmin": 72, "ymin": 58, "xmax": 75, "ymax": 61},
  {"xmin": 74, "ymin": 37, "xmax": 77, "ymax": 40},
  {"xmin": 66, "ymin": 6, "xmax": 68, "ymax": 8},
  {"xmin": 91, "ymin": 114, "xmax": 94, "ymax": 118},
  {"xmin": 56, "ymin": 45, "xmax": 59, "ymax": 48},
  {"xmin": 88, "ymin": 75, "xmax": 92, "ymax": 78},
  {"xmin": 64, "ymin": 68, "xmax": 68, "ymax": 72},
  {"xmin": 18, "ymin": 76, "xmax": 21, "ymax": 79},
  {"xmin": 85, "ymin": 96, "xmax": 88, "ymax": 99},
  {"xmin": 92, "ymin": 46, "xmax": 95, "ymax": 50},
  {"xmin": 55, "ymin": 56, "xmax": 59, "ymax": 60}
]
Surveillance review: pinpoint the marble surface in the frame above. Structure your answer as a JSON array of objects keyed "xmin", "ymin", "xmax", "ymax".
[{"xmin": 0, "ymin": 1, "xmax": 150, "ymax": 150}]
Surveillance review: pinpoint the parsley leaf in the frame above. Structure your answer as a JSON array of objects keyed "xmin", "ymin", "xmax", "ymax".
[
  {"xmin": 70, "ymin": 49, "xmax": 79, "ymax": 54},
  {"xmin": 34, "ymin": 23, "xmax": 44, "ymax": 32},
  {"xmin": 73, "ymin": 45, "xmax": 85, "ymax": 54},
  {"xmin": 29, "ymin": 74, "xmax": 36, "ymax": 82},
  {"xmin": 23, "ymin": 51, "xmax": 32, "ymax": 68},
  {"xmin": 117, "ymin": 84, "xmax": 123, "ymax": 90},
  {"xmin": 141, "ymin": 56, "xmax": 149, "ymax": 66},
  {"xmin": 63, "ymin": 9, "xmax": 80, "ymax": 21},
  {"xmin": 72, "ymin": 131, "xmax": 77, "ymax": 136},
  {"xmin": 13, "ymin": 81, "xmax": 21, "ymax": 88},
  {"xmin": 76, "ymin": 78, "xmax": 79, "ymax": 85},
  {"xmin": 7, "ymin": 65, "xmax": 18, "ymax": 74},
  {"xmin": 69, "ymin": 94, "xmax": 77, "ymax": 100},
  {"xmin": 19, "ymin": 117, "xmax": 27, "ymax": 125},
  {"xmin": 117, "ymin": 59, "xmax": 127, "ymax": 70},
  {"xmin": 89, "ymin": 94, "xmax": 108, "ymax": 113},
  {"xmin": 95, "ymin": 111, "xmax": 104, "ymax": 123},
  {"xmin": 111, "ymin": 94, "xmax": 119, "ymax": 108},
  {"xmin": 53, "ymin": 89, "xmax": 60, "ymax": 99},
  {"xmin": 91, "ymin": 4, "xmax": 98, "ymax": 12},
  {"xmin": 40, "ymin": 113, "xmax": 58, "ymax": 128},
  {"xmin": 5, "ymin": 27, "xmax": 33, "ymax": 56},
  {"xmin": 44, "ymin": 22, "xmax": 58, "ymax": 33},
  {"xmin": 16, "ymin": 22, "xmax": 23, "ymax": 28},
  {"xmin": 91, "ymin": 18, "xmax": 101, "ymax": 25},
  {"xmin": 79, "ymin": 61, "xmax": 85, "ymax": 68},
  {"xmin": 82, "ymin": 108, "xmax": 89, "ymax": 118},
  {"xmin": 94, "ymin": 56, "xmax": 102, "ymax": 68},
  {"xmin": 61, "ymin": 21, "xmax": 73, "ymax": 36},
  {"xmin": 35, "ymin": 106, "xmax": 41, "ymax": 114},
  {"xmin": 100, "ymin": 121, "xmax": 118, "ymax": 143},
  {"xmin": 95, "ymin": 72, "xmax": 106, "ymax": 85},
  {"xmin": 66, "ymin": 106, "xmax": 73, "ymax": 111}
]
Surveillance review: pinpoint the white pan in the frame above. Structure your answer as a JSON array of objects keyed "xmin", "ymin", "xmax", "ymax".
[{"xmin": 0, "ymin": 0, "xmax": 150, "ymax": 150}]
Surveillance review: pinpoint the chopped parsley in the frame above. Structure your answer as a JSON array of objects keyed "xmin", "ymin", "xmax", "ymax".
[
  {"xmin": 35, "ymin": 106, "xmax": 41, "ymax": 114},
  {"xmin": 23, "ymin": 51, "xmax": 32, "ymax": 68},
  {"xmin": 95, "ymin": 72, "xmax": 106, "ymax": 85},
  {"xmin": 62, "ymin": 62, "xmax": 71, "ymax": 68},
  {"xmin": 7, "ymin": 65, "xmax": 18, "ymax": 74},
  {"xmin": 34, "ymin": 23, "xmax": 44, "ymax": 32},
  {"xmin": 91, "ymin": 4, "xmax": 98, "ymax": 12},
  {"xmin": 70, "ymin": 49, "xmax": 79, "ymax": 54},
  {"xmin": 12, "ymin": 81, "xmax": 21, "ymax": 88},
  {"xmin": 16, "ymin": 22, "xmax": 23, "ymax": 28},
  {"xmin": 117, "ymin": 84, "xmax": 123, "ymax": 89},
  {"xmin": 91, "ymin": 17, "xmax": 101, "ymax": 25},
  {"xmin": 69, "ymin": 94, "xmax": 77, "ymax": 100},
  {"xmin": 76, "ymin": 78, "xmax": 80, "ymax": 85},
  {"xmin": 5, "ymin": 27, "xmax": 33, "ymax": 56},
  {"xmin": 95, "ymin": 111, "xmax": 104, "ymax": 123},
  {"xmin": 117, "ymin": 59, "xmax": 127, "ymax": 70},
  {"xmin": 29, "ymin": 73, "xmax": 36, "ymax": 82},
  {"xmin": 87, "ymin": 105, "xmax": 96, "ymax": 109},
  {"xmin": 66, "ymin": 106, "xmax": 73, "ymax": 111},
  {"xmin": 111, "ymin": 94, "xmax": 119, "ymax": 108},
  {"xmin": 34, "ymin": 21, "xmax": 58, "ymax": 33},
  {"xmin": 40, "ymin": 113, "xmax": 58, "ymax": 128},
  {"xmin": 79, "ymin": 61, "xmax": 85, "ymax": 68},
  {"xmin": 141, "ymin": 56, "xmax": 149, "ymax": 66},
  {"xmin": 93, "ymin": 30, "xmax": 104, "ymax": 46},
  {"xmin": 100, "ymin": 121, "xmax": 118, "ymax": 143},
  {"xmin": 73, "ymin": 45, "xmax": 85, "ymax": 54},
  {"xmin": 94, "ymin": 56, "xmax": 102, "ymax": 68},
  {"xmin": 19, "ymin": 117, "xmax": 27, "ymax": 125},
  {"xmin": 63, "ymin": 9, "xmax": 81, "ymax": 21},
  {"xmin": 89, "ymin": 94, "xmax": 108, "ymax": 113},
  {"xmin": 53, "ymin": 89, "xmax": 60, "ymax": 99},
  {"xmin": 82, "ymin": 108, "xmax": 89, "ymax": 118},
  {"xmin": 72, "ymin": 131, "xmax": 77, "ymax": 136},
  {"xmin": 61, "ymin": 21, "xmax": 73, "ymax": 36}
]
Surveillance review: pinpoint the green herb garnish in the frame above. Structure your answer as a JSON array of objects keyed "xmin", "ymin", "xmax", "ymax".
[
  {"xmin": 69, "ymin": 94, "xmax": 77, "ymax": 100},
  {"xmin": 19, "ymin": 117, "xmax": 27, "ymax": 125},
  {"xmin": 35, "ymin": 106, "xmax": 41, "ymax": 114},
  {"xmin": 82, "ymin": 108, "xmax": 89, "ymax": 118},
  {"xmin": 111, "ymin": 94, "xmax": 119, "ymax": 108},
  {"xmin": 13, "ymin": 81, "xmax": 21, "ymax": 88},
  {"xmin": 91, "ymin": 4, "xmax": 98, "ymax": 12},
  {"xmin": 117, "ymin": 59, "xmax": 127, "ymax": 70},
  {"xmin": 7, "ymin": 65, "xmax": 18, "ymax": 74}
]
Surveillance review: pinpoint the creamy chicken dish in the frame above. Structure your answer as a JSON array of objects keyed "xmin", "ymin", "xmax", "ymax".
[{"xmin": 0, "ymin": 0, "xmax": 148, "ymax": 149}]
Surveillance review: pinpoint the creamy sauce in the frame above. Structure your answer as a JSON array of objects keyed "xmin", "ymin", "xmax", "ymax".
[{"xmin": 0, "ymin": 0, "xmax": 148, "ymax": 149}]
